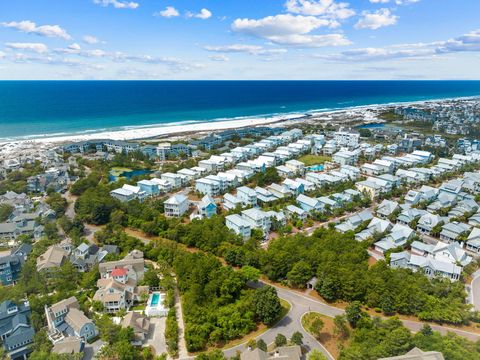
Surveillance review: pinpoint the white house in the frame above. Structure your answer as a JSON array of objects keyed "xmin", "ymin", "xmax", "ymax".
[
  {"xmin": 164, "ymin": 194, "xmax": 189, "ymax": 217},
  {"xmin": 241, "ymin": 208, "xmax": 271, "ymax": 234},
  {"xmin": 237, "ymin": 186, "xmax": 258, "ymax": 207},
  {"xmin": 225, "ymin": 214, "xmax": 251, "ymax": 240},
  {"xmin": 223, "ymin": 193, "xmax": 242, "ymax": 211}
]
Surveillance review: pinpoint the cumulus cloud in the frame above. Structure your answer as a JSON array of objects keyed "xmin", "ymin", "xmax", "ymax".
[
  {"xmin": 319, "ymin": 29, "xmax": 480, "ymax": 62},
  {"xmin": 1, "ymin": 20, "xmax": 71, "ymax": 40},
  {"xmin": 93, "ymin": 0, "xmax": 139, "ymax": 9},
  {"xmin": 0, "ymin": 51, "xmax": 5, "ymax": 59},
  {"xmin": 5, "ymin": 42, "xmax": 49, "ymax": 53},
  {"xmin": 437, "ymin": 30, "xmax": 480, "ymax": 53},
  {"xmin": 187, "ymin": 8, "xmax": 212, "ymax": 20},
  {"xmin": 355, "ymin": 9, "xmax": 398, "ymax": 30},
  {"xmin": 83, "ymin": 35, "xmax": 100, "ymax": 44},
  {"xmin": 231, "ymin": 14, "xmax": 351, "ymax": 47},
  {"xmin": 284, "ymin": 0, "xmax": 355, "ymax": 19},
  {"xmin": 204, "ymin": 44, "xmax": 287, "ymax": 56},
  {"xmin": 155, "ymin": 6, "xmax": 180, "ymax": 18},
  {"xmin": 233, "ymin": 14, "xmax": 337, "ymax": 37},
  {"xmin": 209, "ymin": 54, "xmax": 229, "ymax": 62}
]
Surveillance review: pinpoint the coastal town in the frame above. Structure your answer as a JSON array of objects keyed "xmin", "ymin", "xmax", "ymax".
[{"xmin": 1, "ymin": 98, "xmax": 480, "ymax": 360}]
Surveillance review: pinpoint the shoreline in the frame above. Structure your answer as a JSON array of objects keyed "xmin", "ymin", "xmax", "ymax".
[{"xmin": 0, "ymin": 95, "xmax": 479, "ymax": 147}]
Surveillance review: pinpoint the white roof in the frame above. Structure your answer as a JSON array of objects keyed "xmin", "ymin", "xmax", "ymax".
[{"xmin": 164, "ymin": 194, "xmax": 188, "ymax": 205}]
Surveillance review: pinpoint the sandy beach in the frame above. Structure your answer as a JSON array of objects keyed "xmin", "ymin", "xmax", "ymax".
[{"xmin": 0, "ymin": 113, "xmax": 307, "ymax": 147}]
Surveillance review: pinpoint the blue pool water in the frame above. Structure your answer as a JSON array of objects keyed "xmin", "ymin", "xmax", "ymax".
[
  {"xmin": 0, "ymin": 80, "xmax": 480, "ymax": 141},
  {"xmin": 150, "ymin": 293, "xmax": 160, "ymax": 306},
  {"xmin": 308, "ymin": 164, "xmax": 325, "ymax": 172}
]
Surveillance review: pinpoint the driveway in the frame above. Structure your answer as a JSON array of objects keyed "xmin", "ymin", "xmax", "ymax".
[
  {"xmin": 83, "ymin": 339, "xmax": 104, "ymax": 360},
  {"xmin": 145, "ymin": 317, "xmax": 167, "ymax": 356}
]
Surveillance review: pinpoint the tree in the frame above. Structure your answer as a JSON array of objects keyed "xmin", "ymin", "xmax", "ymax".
[
  {"xmin": 291, "ymin": 331, "xmax": 303, "ymax": 345},
  {"xmin": 257, "ymin": 339, "xmax": 267, "ymax": 352},
  {"xmin": 359, "ymin": 128, "xmax": 372, "ymax": 138},
  {"xmin": 287, "ymin": 261, "xmax": 313, "ymax": 288},
  {"xmin": 310, "ymin": 318, "xmax": 324, "ymax": 338},
  {"xmin": 0, "ymin": 204, "xmax": 13, "ymax": 222},
  {"xmin": 307, "ymin": 349, "xmax": 328, "ymax": 360},
  {"xmin": 239, "ymin": 266, "xmax": 261, "ymax": 282},
  {"xmin": 333, "ymin": 315, "xmax": 350, "ymax": 339},
  {"xmin": 275, "ymin": 333, "xmax": 287, "ymax": 347},
  {"xmin": 253, "ymin": 285, "xmax": 282, "ymax": 326},
  {"xmin": 345, "ymin": 301, "xmax": 365, "ymax": 328}
]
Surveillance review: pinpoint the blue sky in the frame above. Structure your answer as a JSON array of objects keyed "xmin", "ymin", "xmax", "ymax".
[{"xmin": 0, "ymin": 0, "xmax": 479, "ymax": 79}]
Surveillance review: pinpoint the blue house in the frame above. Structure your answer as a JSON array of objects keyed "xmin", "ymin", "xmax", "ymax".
[
  {"xmin": 0, "ymin": 244, "xmax": 32, "ymax": 286},
  {"xmin": 296, "ymin": 194, "xmax": 323, "ymax": 213},
  {"xmin": 0, "ymin": 300, "xmax": 35, "ymax": 360},
  {"xmin": 137, "ymin": 180, "xmax": 160, "ymax": 196},
  {"xmin": 198, "ymin": 195, "xmax": 217, "ymax": 218}
]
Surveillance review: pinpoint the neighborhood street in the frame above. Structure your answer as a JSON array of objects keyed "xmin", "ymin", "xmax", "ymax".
[
  {"xmin": 220, "ymin": 280, "xmax": 480, "ymax": 360},
  {"xmin": 470, "ymin": 270, "xmax": 480, "ymax": 312}
]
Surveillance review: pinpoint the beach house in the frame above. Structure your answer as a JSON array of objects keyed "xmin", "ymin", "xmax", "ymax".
[
  {"xmin": 45, "ymin": 296, "xmax": 98, "ymax": 342},
  {"xmin": 237, "ymin": 186, "xmax": 258, "ymax": 207},
  {"xmin": 164, "ymin": 194, "xmax": 189, "ymax": 217},
  {"xmin": 225, "ymin": 214, "xmax": 251, "ymax": 240}
]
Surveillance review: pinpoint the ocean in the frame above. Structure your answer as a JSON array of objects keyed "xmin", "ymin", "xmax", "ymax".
[{"xmin": 0, "ymin": 80, "xmax": 480, "ymax": 141}]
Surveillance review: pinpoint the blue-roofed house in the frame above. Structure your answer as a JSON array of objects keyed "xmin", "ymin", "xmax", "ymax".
[
  {"xmin": 296, "ymin": 194, "xmax": 323, "ymax": 213},
  {"xmin": 0, "ymin": 244, "xmax": 32, "ymax": 286},
  {"xmin": 198, "ymin": 195, "xmax": 217, "ymax": 219},
  {"xmin": 0, "ymin": 300, "xmax": 35, "ymax": 360}
]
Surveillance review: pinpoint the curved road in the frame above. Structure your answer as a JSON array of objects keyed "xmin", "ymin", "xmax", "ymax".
[
  {"xmin": 223, "ymin": 282, "xmax": 339, "ymax": 360},
  {"xmin": 222, "ymin": 281, "xmax": 480, "ymax": 360}
]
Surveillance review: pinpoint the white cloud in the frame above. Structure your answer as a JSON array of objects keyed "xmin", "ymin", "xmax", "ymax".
[
  {"xmin": 355, "ymin": 9, "xmax": 397, "ymax": 30},
  {"xmin": 0, "ymin": 51, "xmax": 5, "ymax": 59},
  {"xmin": 437, "ymin": 30, "xmax": 480, "ymax": 53},
  {"xmin": 155, "ymin": 6, "xmax": 180, "ymax": 18},
  {"xmin": 285, "ymin": 0, "xmax": 355, "ymax": 19},
  {"xmin": 93, "ymin": 0, "xmax": 139, "ymax": 9},
  {"xmin": 83, "ymin": 35, "xmax": 100, "ymax": 44},
  {"xmin": 270, "ymin": 33, "xmax": 351, "ymax": 47},
  {"xmin": 186, "ymin": 8, "xmax": 212, "ymax": 20},
  {"xmin": 5, "ymin": 42, "xmax": 49, "ymax": 53},
  {"xmin": 209, "ymin": 54, "xmax": 229, "ymax": 62},
  {"xmin": 231, "ymin": 14, "xmax": 350, "ymax": 47},
  {"xmin": 319, "ymin": 29, "xmax": 480, "ymax": 62},
  {"xmin": 1, "ymin": 20, "xmax": 71, "ymax": 40},
  {"xmin": 204, "ymin": 44, "xmax": 287, "ymax": 56},
  {"xmin": 369, "ymin": 0, "xmax": 390, "ymax": 3},
  {"xmin": 68, "ymin": 43, "xmax": 82, "ymax": 51},
  {"xmin": 233, "ymin": 14, "xmax": 337, "ymax": 38}
]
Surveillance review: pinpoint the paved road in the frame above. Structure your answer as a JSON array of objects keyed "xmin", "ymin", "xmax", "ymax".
[
  {"xmin": 225, "ymin": 280, "xmax": 480, "ymax": 360},
  {"xmin": 264, "ymin": 281, "xmax": 480, "ymax": 343},
  {"xmin": 222, "ymin": 282, "xmax": 340, "ymax": 360},
  {"xmin": 470, "ymin": 270, "xmax": 480, "ymax": 312}
]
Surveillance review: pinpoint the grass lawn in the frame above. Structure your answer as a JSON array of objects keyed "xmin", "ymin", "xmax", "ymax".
[
  {"xmin": 131, "ymin": 304, "xmax": 146, "ymax": 311},
  {"xmin": 297, "ymin": 155, "xmax": 331, "ymax": 166},
  {"xmin": 301, "ymin": 312, "xmax": 347, "ymax": 359},
  {"xmin": 109, "ymin": 167, "xmax": 133, "ymax": 177}
]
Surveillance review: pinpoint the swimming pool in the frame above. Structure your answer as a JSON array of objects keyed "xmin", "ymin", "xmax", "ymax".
[
  {"xmin": 307, "ymin": 164, "xmax": 324, "ymax": 171},
  {"xmin": 150, "ymin": 293, "xmax": 160, "ymax": 306},
  {"xmin": 145, "ymin": 292, "xmax": 168, "ymax": 317}
]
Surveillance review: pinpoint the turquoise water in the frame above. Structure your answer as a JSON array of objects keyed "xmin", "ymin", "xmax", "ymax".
[
  {"xmin": 0, "ymin": 81, "xmax": 479, "ymax": 141},
  {"xmin": 150, "ymin": 293, "xmax": 160, "ymax": 306},
  {"xmin": 308, "ymin": 165, "xmax": 325, "ymax": 171},
  {"xmin": 109, "ymin": 169, "xmax": 152, "ymax": 182}
]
